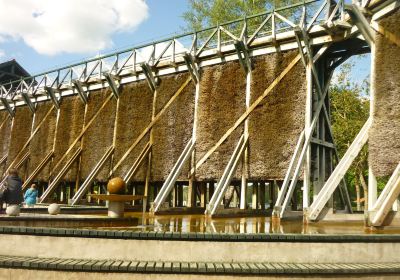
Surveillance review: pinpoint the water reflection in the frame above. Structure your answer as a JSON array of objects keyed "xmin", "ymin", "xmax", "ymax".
[{"xmin": 101, "ymin": 213, "xmax": 396, "ymax": 234}]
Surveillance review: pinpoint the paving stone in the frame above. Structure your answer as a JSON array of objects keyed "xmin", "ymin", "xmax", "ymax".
[
  {"xmin": 231, "ymin": 263, "xmax": 242, "ymax": 273},
  {"xmin": 206, "ymin": 262, "xmax": 215, "ymax": 273},
  {"xmin": 127, "ymin": 261, "xmax": 139, "ymax": 272},
  {"xmin": 181, "ymin": 262, "xmax": 190, "ymax": 273},
  {"xmin": 154, "ymin": 261, "xmax": 164, "ymax": 272},
  {"xmin": 188, "ymin": 262, "xmax": 197, "ymax": 273},
  {"xmin": 172, "ymin": 262, "xmax": 181, "ymax": 272},
  {"xmin": 118, "ymin": 261, "xmax": 131, "ymax": 271},
  {"xmin": 56, "ymin": 259, "xmax": 75, "ymax": 270},
  {"xmin": 214, "ymin": 263, "xmax": 224, "ymax": 273},
  {"xmin": 82, "ymin": 260, "xmax": 98, "ymax": 271},
  {"xmin": 222, "ymin": 263, "xmax": 233, "ymax": 273},
  {"xmin": 73, "ymin": 260, "xmax": 91, "ymax": 270},
  {"xmin": 270, "ymin": 263, "xmax": 285, "ymax": 274},
  {"xmin": 145, "ymin": 261, "xmax": 155, "ymax": 272},
  {"xmin": 164, "ymin": 262, "xmax": 173, "ymax": 272},
  {"xmin": 247, "ymin": 263, "xmax": 259, "ymax": 274},
  {"xmin": 197, "ymin": 262, "xmax": 207, "ymax": 273},
  {"xmin": 109, "ymin": 260, "xmax": 123, "ymax": 271},
  {"xmin": 47, "ymin": 259, "xmax": 64, "ymax": 270},
  {"xmin": 136, "ymin": 261, "xmax": 147, "ymax": 272},
  {"xmin": 100, "ymin": 260, "xmax": 115, "ymax": 271},
  {"xmin": 91, "ymin": 260, "xmax": 107, "ymax": 271}
]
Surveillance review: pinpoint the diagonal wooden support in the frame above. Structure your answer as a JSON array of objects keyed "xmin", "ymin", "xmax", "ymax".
[
  {"xmin": 21, "ymin": 151, "xmax": 54, "ymax": 190},
  {"xmin": 308, "ymin": 117, "xmax": 372, "ymax": 221},
  {"xmin": 190, "ymin": 54, "xmax": 301, "ymax": 176},
  {"xmin": 0, "ymin": 155, "xmax": 7, "ymax": 166},
  {"xmin": 39, "ymin": 147, "xmax": 82, "ymax": 203},
  {"xmin": 70, "ymin": 146, "xmax": 114, "ymax": 205},
  {"xmin": 153, "ymin": 139, "xmax": 195, "ymax": 213},
  {"xmin": 370, "ymin": 162, "xmax": 400, "ymax": 226},
  {"xmin": 123, "ymin": 142, "xmax": 152, "ymax": 185},
  {"xmin": 206, "ymin": 134, "xmax": 248, "ymax": 216},
  {"xmin": 5, "ymin": 105, "xmax": 55, "ymax": 175},
  {"xmin": 49, "ymin": 93, "xmax": 113, "ymax": 178},
  {"xmin": 14, "ymin": 151, "xmax": 30, "ymax": 170},
  {"xmin": 111, "ymin": 77, "xmax": 192, "ymax": 175}
]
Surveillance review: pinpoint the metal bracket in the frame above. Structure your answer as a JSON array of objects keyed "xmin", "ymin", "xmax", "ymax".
[
  {"xmin": 44, "ymin": 87, "xmax": 60, "ymax": 109},
  {"xmin": 21, "ymin": 92, "xmax": 36, "ymax": 114},
  {"xmin": 234, "ymin": 40, "xmax": 252, "ymax": 73},
  {"xmin": 141, "ymin": 63, "xmax": 159, "ymax": 92},
  {"xmin": 0, "ymin": 98, "xmax": 15, "ymax": 118},
  {"xmin": 103, "ymin": 73, "xmax": 120, "ymax": 100},
  {"xmin": 183, "ymin": 53, "xmax": 200, "ymax": 83},
  {"xmin": 72, "ymin": 80, "xmax": 89, "ymax": 104}
]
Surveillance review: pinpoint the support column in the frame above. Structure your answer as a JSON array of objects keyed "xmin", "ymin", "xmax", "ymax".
[
  {"xmin": 252, "ymin": 182, "xmax": 258, "ymax": 210},
  {"xmin": 188, "ymin": 81, "xmax": 200, "ymax": 208},
  {"xmin": 368, "ymin": 43, "xmax": 377, "ymax": 210},
  {"xmin": 260, "ymin": 182, "xmax": 266, "ymax": 210},
  {"xmin": 145, "ymin": 88, "xmax": 158, "ymax": 210},
  {"xmin": 200, "ymin": 182, "xmax": 206, "ymax": 208},
  {"xmin": 240, "ymin": 69, "xmax": 251, "ymax": 209},
  {"xmin": 303, "ymin": 63, "xmax": 312, "ymax": 208}
]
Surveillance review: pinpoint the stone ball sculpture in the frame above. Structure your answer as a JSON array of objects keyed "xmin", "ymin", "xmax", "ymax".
[
  {"xmin": 6, "ymin": 205, "xmax": 20, "ymax": 216},
  {"xmin": 48, "ymin": 203, "xmax": 61, "ymax": 215},
  {"xmin": 107, "ymin": 177, "xmax": 126, "ymax": 194}
]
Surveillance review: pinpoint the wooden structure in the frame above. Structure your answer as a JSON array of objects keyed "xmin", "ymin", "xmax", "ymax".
[{"xmin": 0, "ymin": 0, "xmax": 398, "ymax": 223}]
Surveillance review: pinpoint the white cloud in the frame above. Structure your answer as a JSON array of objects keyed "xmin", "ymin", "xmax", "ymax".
[
  {"xmin": 0, "ymin": 0, "xmax": 148, "ymax": 55},
  {"xmin": 0, "ymin": 49, "xmax": 4, "ymax": 59}
]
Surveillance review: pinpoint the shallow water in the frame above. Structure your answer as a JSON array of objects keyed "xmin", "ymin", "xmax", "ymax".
[{"xmin": 103, "ymin": 213, "xmax": 400, "ymax": 234}]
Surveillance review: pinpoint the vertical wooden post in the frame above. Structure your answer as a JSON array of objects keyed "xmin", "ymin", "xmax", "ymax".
[
  {"xmin": 188, "ymin": 81, "xmax": 200, "ymax": 208},
  {"xmin": 240, "ymin": 69, "xmax": 251, "ymax": 209},
  {"xmin": 75, "ymin": 101, "xmax": 89, "ymax": 195},
  {"xmin": 145, "ymin": 88, "xmax": 158, "ymax": 210},
  {"xmin": 368, "ymin": 43, "xmax": 377, "ymax": 210},
  {"xmin": 200, "ymin": 182, "xmax": 206, "ymax": 207},
  {"xmin": 303, "ymin": 63, "xmax": 312, "ymax": 209},
  {"xmin": 260, "ymin": 182, "xmax": 266, "ymax": 210},
  {"xmin": 252, "ymin": 182, "xmax": 258, "ymax": 210}
]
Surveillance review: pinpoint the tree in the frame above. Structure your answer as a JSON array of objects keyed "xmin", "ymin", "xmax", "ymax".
[{"xmin": 330, "ymin": 62, "xmax": 370, "ymax": 210}]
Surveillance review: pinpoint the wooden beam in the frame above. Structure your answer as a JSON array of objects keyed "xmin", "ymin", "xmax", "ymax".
[{"xmin": 190, "ymin": 54, "xmax": 301, "ymax": 175}]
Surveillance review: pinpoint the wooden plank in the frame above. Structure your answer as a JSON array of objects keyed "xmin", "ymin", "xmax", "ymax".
[{"xmin": 190, "ymin": 54, "xmax": 301, "ymax": 175}]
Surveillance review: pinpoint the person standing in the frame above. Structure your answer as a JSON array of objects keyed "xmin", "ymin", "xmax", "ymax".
[
  {"xmin": 4, "ymin": 169, "xmax": 23, "ymax": 206},
  {"xmin": 24, "ymin": 184, "xmax": 38, "ymax": 207}
]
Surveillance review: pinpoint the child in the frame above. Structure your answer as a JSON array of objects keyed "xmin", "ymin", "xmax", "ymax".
[{"xmin": 24, "ymin": 184, "xmax": 38, "ymax": 207}]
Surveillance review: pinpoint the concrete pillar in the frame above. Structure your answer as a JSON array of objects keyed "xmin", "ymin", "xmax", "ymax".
[{"xmin": 108, "ymin": 201, "xmax": 124, "ymax": 218}]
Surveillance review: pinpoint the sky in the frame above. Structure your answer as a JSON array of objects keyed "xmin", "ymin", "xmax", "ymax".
[{"xmin": 0, "ymin": 0, "xmax": 369, "ymax": 85}]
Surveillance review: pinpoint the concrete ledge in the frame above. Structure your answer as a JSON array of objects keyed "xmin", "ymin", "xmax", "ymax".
[
  {"xmin": 0, "ymin": 226, "xmax": 400, "ymax": 242},
  {"xmin": 0, "ymin": 255, "xmax": 399, "ymax": 275}
]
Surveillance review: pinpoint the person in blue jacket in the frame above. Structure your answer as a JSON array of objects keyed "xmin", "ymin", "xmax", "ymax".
[{"xmin": 24, "ymin": 184, "xmax": 38, "ymax": 207}]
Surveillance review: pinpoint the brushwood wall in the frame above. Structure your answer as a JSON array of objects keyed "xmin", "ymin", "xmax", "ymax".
[
  {"xmin": 0, "ymin": 50, "xmax": 307, "ymax": 184},
  {"xmin": 369, "ymin": 8, "xmax": 400, "ymax": 177}
]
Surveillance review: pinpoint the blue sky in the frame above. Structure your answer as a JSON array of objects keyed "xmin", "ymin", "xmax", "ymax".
[{"xmin": 0, "ymin": 0, "xmax": 369, "ymax": 85}]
